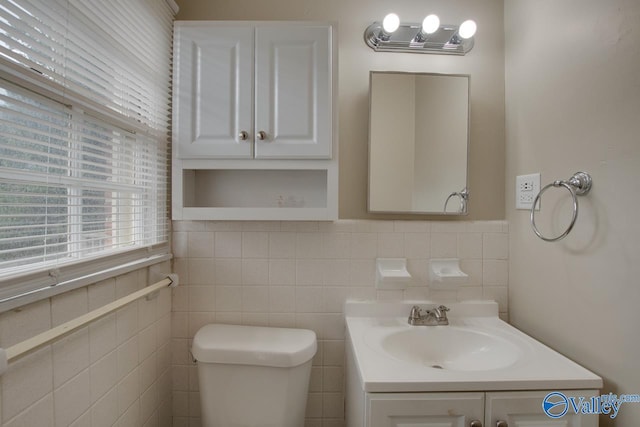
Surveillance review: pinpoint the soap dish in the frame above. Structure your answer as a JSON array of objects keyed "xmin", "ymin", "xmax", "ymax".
[
  {"xmin": 429, "ymin": 258, "xmax": 468, "ymax": 290},
  {"xmin": 375, "ymin": 258, "xmax": 412, "ymax": 289}
]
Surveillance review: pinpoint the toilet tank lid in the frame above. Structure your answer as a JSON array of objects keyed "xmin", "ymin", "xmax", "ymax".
[{"xmin": 191, "ymin": 324, "xmax": 317, "ymax": 368}]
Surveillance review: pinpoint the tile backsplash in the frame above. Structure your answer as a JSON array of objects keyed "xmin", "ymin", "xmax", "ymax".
[{"xmin": 171, "ymin": 219, "xmax": 509, "ymax": 427}]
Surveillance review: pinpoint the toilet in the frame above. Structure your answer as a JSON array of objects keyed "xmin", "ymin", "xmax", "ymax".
[{"xmin": 192, "ymin": 323, "xmax": 317, "ymax": 427}]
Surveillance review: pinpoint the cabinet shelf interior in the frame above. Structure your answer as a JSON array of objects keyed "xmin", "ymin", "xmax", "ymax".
[{"xmin": 182, "ymin": 169, "xmax": 328, "ymax": 208}]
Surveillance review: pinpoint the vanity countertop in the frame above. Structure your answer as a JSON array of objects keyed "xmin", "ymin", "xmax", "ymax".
[{"xmin": 345, "ymin": 300, "xmax": 603, "ymax": 393}]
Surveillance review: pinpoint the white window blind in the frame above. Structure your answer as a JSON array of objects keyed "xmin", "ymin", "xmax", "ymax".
[{"xmin": 0, "ymin": 0, "xmax": 175, "ymax": 277}]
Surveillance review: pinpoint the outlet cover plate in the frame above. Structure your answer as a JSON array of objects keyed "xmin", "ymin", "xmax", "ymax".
[{"xmin": 516, "ymin": 173, "xmax": 541, "ymax": 210}]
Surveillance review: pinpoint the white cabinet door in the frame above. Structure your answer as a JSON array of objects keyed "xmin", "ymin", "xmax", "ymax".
[
  {"xmin": 367, "ymin": 393, "xmax": 485, "ymax": 427},
  {"xmin": 175, "ymin": 23, "xmax": 332, "ymax": 160},
  {"xmin": 174, "ymin": 25, "xmax": 253, "ymax": 159},
  {"xmin": 254, "ymin": 25, "xmax": 332, "ymax": 159},
  {"xmin": 486, "ymin": 391, "xmax": 600, "ymax": 427}
]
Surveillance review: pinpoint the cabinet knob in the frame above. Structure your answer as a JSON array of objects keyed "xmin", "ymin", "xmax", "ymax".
[
  {"xmin": 257, "ymin": 131, "xmax": 267, "ymax": 141},
  {"xmin": 469, "ymin": 421, "xmax": 482, "ymax": 427},
  {"xmin": 496, "ymin": 421, "xmax": 508, "ymax": 427},
  {"xmin": 238, "ymin": 131, "xmax": 249, "ymax": 141}
]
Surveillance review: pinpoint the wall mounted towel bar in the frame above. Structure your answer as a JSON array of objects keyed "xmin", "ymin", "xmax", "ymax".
[
  {"xmin": 530, "ymin": 171, "xmax": 592, "ymax": 242},
  {"xmin": 0, "ymin": 274, "xmax": 178, "ymax": 375}
]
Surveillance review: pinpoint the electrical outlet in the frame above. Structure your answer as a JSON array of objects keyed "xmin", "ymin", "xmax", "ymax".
[
  {"xmin": 516, "ymin": 173, "xmax": 541, "ymax": 210},
  {"xmin": 520, "ymin": 181, "xmax": 533, "ymax": 192}
]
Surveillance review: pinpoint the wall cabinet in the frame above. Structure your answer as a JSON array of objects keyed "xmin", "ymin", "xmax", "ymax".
[
  {"xmin": 172, "ymin": 21, "xmax": 337, "ymax": 220},
  {"xmin": 357, "ymin": 390, "xmax": 599, "ymax": 427},
  {"xmin": 174, "ymin": 22, "xmax": 331, "ymax": 159}
]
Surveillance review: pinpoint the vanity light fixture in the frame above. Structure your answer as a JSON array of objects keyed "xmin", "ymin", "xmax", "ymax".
[{"xmin": 364, "ymin": 14, "xmax": 476, "ymax": 55}]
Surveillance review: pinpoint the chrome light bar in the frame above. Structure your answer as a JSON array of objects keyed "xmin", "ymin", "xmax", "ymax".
[{"xmin": 364, "ymin": 19, "xmax": 476, "ymax": 55}]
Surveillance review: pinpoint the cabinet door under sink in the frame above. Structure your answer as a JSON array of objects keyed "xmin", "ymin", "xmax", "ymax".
[
  {"xmin": 367, "ymin": 392, "xmax": 484, "ymax": 427},
  {"xmin": 486, "ymin": 390, "xmax": 600, "ymax": 427}
]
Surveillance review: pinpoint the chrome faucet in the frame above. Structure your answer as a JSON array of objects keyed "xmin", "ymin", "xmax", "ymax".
[{"xmin": 408, "ymin": 305, "xmax": 450, "ymax": 326}]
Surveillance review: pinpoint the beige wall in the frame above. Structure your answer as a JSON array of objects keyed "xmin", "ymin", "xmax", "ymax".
[
  {"xmin": 176, "ymin": 0, "xmax": 506, "ymax": 220},
  {"xmin": 0, "ymin": 265, "xmax": 173, "ymax": 426},
  {"xmin": 505, "ymin": 0, "xmax": 640, "ymax": 425}
]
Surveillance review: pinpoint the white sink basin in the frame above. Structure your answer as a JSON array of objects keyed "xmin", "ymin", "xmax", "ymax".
[
  {"xmin": 369, "ymin": 326, "xmax": 521, "ymax": 371},
  {"xmin": 345, "ymin": 301, "xmax": 603, "ymax": 392}
]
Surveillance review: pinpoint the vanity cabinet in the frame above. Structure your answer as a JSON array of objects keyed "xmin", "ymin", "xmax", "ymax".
[
  {"xmin": 173, "ymin": 22, "xmax": 332, "ymax": 159},
  {"xmin": 172, "ymin": 21, "xmax": 337, "ymax": 220},
  {"xmin": 358, "ymin": 390, "xmax": 599, "ymax": 427},
  {"xmin": 345, "ymin": 301, "xmax": 603, "ymax": 427}
]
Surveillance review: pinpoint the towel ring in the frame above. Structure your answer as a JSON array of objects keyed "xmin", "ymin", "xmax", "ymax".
[
  {"xmin": 443, "ymin": 187, "xmax": 469, "ymax": 214},
  {"xmin": 530, "ymin": 172, "xmax": 592, "ymax": 242}
]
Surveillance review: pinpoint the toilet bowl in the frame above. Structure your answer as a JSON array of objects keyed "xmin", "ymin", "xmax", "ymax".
[{"xmin": 192, "ymin": 323, "xmax": 317, "ymax": 427}]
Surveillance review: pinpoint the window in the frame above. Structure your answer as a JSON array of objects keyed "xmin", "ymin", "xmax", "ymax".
[
  {"xmin": 0, "ymin": 0, "xmax": 175, "ymax": 279},
  {"xmin": 0, "ymin": 82, "xmax": 168, "ymax": 270}
]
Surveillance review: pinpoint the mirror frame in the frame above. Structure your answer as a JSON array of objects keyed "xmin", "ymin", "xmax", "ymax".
[{"xmin": 367, "ymin": 70, "xmax": 471, "ymax": 215}]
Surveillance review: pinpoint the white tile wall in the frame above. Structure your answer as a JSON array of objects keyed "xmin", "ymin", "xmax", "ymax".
[
  {"xmin": 171, "ymin": 219, "xmax": 509, "ymax": 427},
  {"xmin": 0, "ymin": 263, "xmax": 172, "ymax": 427}
]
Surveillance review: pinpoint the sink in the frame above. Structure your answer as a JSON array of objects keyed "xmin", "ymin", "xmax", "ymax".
[
  {"xmin": 345, "ymin": 301, "xmax": 603, "ymax": 393},
  {"xmin": 367, "ymin": 326, "xmax": 522, "ymax": 371}
]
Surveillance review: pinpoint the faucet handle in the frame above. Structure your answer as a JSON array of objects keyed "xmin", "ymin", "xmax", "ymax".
[
  {"xmin": 409, "ymin": 305, "xmax": 422, "ymax": 320},
  {"xmin": 435, "ymin": 305, "xmax": 450, "ymax": 324},
  {"xmin": 409, "ymin": 305, "xmax": 422, "ymax": 325}
]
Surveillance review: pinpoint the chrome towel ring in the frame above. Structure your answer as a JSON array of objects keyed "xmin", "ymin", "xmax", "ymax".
[
  {"xmin": 530, "ymin": 171, "xmax": 592, "ymax": 242},
  {"xmin": 443, "ymin": 187, "xmax": 469, "ymax": 214}
]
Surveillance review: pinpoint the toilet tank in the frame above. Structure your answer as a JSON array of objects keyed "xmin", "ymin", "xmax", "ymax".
[{"xmin": 192, "ymin": 324, "xmax": 317, "ymax": 427}]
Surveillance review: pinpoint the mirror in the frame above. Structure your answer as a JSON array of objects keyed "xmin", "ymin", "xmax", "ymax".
[{"xmin": 368, "ymin": 71, "xmax": 470, "ymax": 214}]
